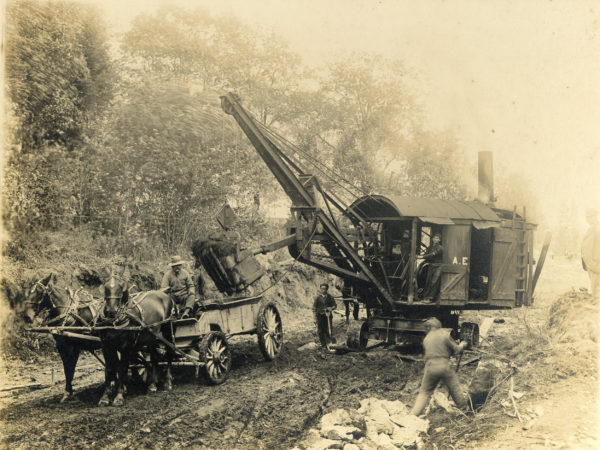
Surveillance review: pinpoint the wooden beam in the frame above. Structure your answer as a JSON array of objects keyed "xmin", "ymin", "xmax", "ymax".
[{"xmin": 531, "ymin": 232, "xmax": 552, "ymax": 296}]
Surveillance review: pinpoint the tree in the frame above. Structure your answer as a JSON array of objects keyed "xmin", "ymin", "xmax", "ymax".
[
  {"xmin": 3, "ymin": 0, "xmax": 116, "ymax": 234},
  {"xmin": 5, "ymin": 0, "xmax": 114, "ymax": 150}
]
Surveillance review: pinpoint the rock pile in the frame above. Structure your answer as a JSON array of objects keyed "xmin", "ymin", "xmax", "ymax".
[{"xmin": 295, "ymin": 398, "xmax": 429, "ymax": 450}]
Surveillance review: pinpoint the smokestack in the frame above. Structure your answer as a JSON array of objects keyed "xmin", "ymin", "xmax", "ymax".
[{"xmin": 478, "ymin": 151, "xmax": 494, "ymax": 204}]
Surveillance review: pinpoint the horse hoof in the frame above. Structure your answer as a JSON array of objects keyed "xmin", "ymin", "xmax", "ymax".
[
  {"xmin": 98, "ymin": 398, "xmax": 110, "ymax": 407},
  {"xmin": 166, "ymin": 382, "xmax": 173, "ymax": 392},
  {"xmin": 60, "ymin": 392, "xmax": 73, "ymax": 403},
  {"xmin": 148, "ymin": 384, "xmax": 157, "ymax": 393},
  {"xmin": 112, "ymin": 396, "xmax": 124, "ymax": 407}
]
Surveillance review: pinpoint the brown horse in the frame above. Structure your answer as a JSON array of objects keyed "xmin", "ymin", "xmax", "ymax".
[
  {"xmin": 98, "ymin": 271, "xmax": 174, "ymax": 406},
  {"xmin": 25, "ymin": 273, "xmax": 104, "ymax": 402}
]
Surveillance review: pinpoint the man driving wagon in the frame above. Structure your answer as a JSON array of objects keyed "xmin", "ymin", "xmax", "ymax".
[{"xmin": 161, "ymin": 255, "xmax": 196, "ymax": 319}]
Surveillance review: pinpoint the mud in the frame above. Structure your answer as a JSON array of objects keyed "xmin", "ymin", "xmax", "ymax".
[{"xmin": 0, "ymin": 315, "xmax": 426, "ymax": 450}]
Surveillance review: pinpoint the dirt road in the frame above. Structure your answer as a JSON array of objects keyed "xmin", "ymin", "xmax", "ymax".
[{"xmin": 0, "ymin": 320, "xmax": 427, "ymax": 449}]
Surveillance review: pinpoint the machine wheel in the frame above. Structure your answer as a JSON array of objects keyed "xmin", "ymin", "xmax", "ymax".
[
  {"xmin": 200, "ymin": 331, "xmax": 231, "ymax": 385},
  {"xmin": 359, "ymin": 321, "xmax": 370, "ymax": 350},
  {"xmin": 257, "ymin": 302, "xmax": 283, "ymax": 361},
  {"xmin": 460, "ymin": 322, "xmax": 480, "ymax": 349}
]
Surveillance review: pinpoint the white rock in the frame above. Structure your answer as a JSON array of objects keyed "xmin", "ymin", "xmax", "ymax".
[
  {"xmin": 354, "ymin": 438, "xmax": 380, "ymax": 450},
  {"xmin": 389, "ymin": 413, "xmax": 429, "ymax": 434},
  {"xmin": 365, "ymin": 417, "xmax": 395, "ymax": 436},
  {"xmin": 299, "ymin": 429, "xmax": 324, "ymax": 449},
  {"xmin": 346, "ymin": 409, "xmax": 366, "ymax": 428},
  {"xmin": 359, "ymin": 400, "xmax": 395, "ymax": 435},
  {"xmin": 379, "ymin": 399, "xmax": 409, "ymax": 416},
  {"xmin": 357, "ymin": 397, "xmax": 379, "ymax": 414},
  {"xmin": 342, "ymin": 444, "xmax": 361, "ymax": 450},
  {"xmin": 321, "ymin": 425, "xmax": 361, "ymax": 442},
  {"xmin": 391, "ymin": 425, "xmax": 421, "ymax": 447},
  {"xmin": 369, "ymin": 432, "xmax": 397, "ymax": 450},
  {"xmin": 306, "ymin": 438, "xmax": 343, "ymax": 450}
]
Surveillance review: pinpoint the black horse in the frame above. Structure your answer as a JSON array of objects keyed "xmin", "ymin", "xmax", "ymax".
[
  {"xmin": 98, "ymin": 271, "xmax": 174, "ymax": 406},
  {"xmin": 25, "ymin": 273, "xmax": 104, "ymax": 402}
]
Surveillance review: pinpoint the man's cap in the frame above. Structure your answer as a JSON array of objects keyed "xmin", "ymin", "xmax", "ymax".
[
  {"xmin": 169, "ymin": 255, "xmax": 185, "ymax": 267},
  {"xmin": 424, "ymin": 317, "xmax": 442, "ymax": 329}
]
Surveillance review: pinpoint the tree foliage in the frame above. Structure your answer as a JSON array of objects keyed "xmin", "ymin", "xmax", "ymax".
[
  {"xmin": 4, "ymin": 2, "xmax": 470, "ymax": 261},
  {"xmin": 6, "ymin": 0, "xmax": 114, "ymax": 150},
  {"xmin": 4, "ymin": 0, "xmax": 115, "ymax": 235}
]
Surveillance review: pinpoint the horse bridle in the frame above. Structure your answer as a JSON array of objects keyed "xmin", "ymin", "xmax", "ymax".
[
  {"xmin": 29, "ymin": 279, "xmax": 62, "ymax": 311},
  {"xmin": 30, "ymin": 278, "xmax": 91, "ymax": 326}
]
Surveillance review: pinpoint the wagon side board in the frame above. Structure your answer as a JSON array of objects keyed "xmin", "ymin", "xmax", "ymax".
[{"xmin": 174, "ymin": 296, "xmax": 263, "ymax": 343}]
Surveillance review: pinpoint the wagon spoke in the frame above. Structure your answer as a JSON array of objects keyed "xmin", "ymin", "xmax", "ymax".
[
  {"xmin": 266, "ymin": 310, "xmax": 276, "ymax": 330},
  {"xmin": 209, "ymin": 364, "xmax": 217, "ymax": 379}
]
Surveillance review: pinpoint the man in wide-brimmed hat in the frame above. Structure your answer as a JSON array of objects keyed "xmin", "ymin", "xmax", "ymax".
[{"xmin": 161, "ymin": 255, "xmax": 195, "ymax": 318}]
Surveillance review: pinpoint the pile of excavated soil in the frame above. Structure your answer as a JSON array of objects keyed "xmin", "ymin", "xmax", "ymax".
[{"xmin": 547, "ymin": 289, "xmax": 599, "ymax": 374}]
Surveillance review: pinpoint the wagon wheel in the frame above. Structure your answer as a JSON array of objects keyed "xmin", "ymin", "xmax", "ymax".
[
  {"xmin": 199, "ymin": 331, "xmax": 231, "ymax": 385},
  {"xmin": 460, "ymin": 322, "xmax": 480, "ymax": 349},
  {"xmin": 345, "ymin": 320, "xmax": 364, "ymax": 350},
  {"xmin": 257, "ymin": 302, "xmax": 283, "ymax": 361},
  {"xmin": 359, "ymin": 321, "xmax": 370, "ymax": 350}
]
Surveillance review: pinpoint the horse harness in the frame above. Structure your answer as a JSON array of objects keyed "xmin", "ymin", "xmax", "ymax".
[{"xmin": 34, "ymin": 280, "xmax": 97, "ymax": 327}]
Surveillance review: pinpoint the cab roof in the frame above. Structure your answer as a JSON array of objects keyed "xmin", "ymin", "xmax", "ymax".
[{"xmin": 347, "ymin": 195, "xmax": 501, "ymax": 223}]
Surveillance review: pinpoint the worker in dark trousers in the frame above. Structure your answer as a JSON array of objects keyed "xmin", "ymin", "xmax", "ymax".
[
  {"xmin": 313, "ymin": 283, "xmax": 336, "ymax": 350},
  {"xmin": 410, "ymin": 317, "xmax": 468, "ymax": 416},
  {"xmin": 341, "ymin": 279, "xmax": 359, "ymax": 324}
]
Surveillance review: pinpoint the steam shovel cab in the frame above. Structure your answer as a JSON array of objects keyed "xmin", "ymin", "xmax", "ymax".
[{"xmin": 347, "ymin": 195, "xmax": 537, "ymax": 347}]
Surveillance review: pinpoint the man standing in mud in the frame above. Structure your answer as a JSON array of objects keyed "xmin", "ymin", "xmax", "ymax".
[
  {"xmin": 582, "ymin": 208, "xmax": 600, "ymax": 300},
  {"xmin": 410, "ymin": 317, "xmax": 468, "ymax": 416},
  {"xmin": 313, "ymin": 283, "xmax": 336, "ymax": 350},
  {"xmin": 161, "ymin": 255, "xmax": 196, "ymax": 318}
]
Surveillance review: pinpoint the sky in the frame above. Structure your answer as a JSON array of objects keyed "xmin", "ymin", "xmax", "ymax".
[{"xmin": 82, "ymin": 0, "xmax": 600, "ymax": 232}]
